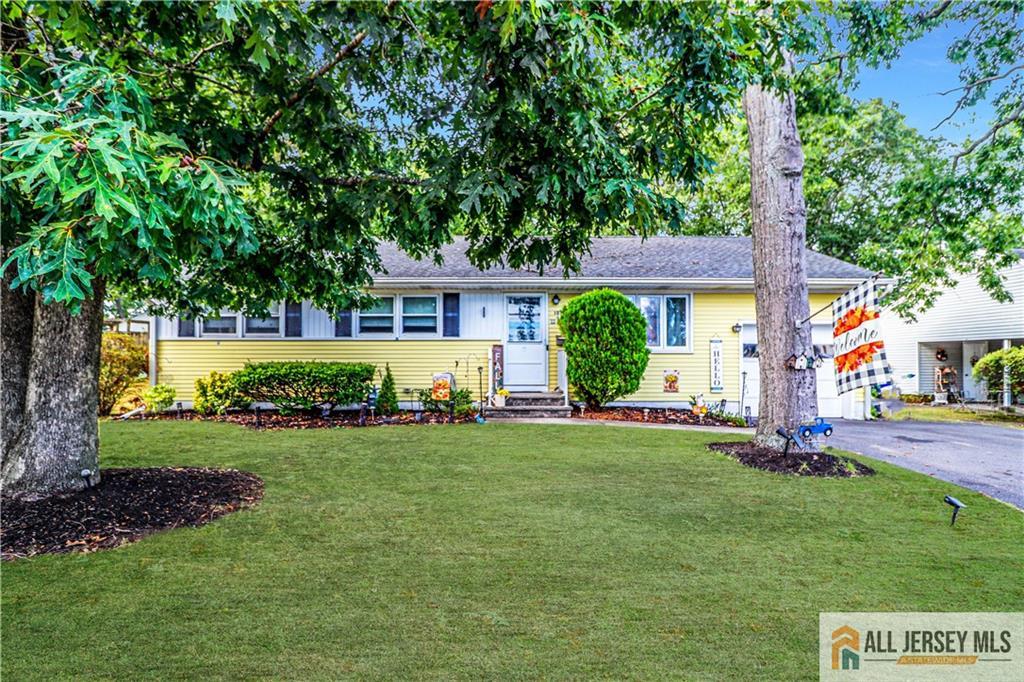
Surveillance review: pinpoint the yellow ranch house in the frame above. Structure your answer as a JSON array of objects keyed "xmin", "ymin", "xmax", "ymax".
[{"xmin": 150, "ymin": 236, "xmax": 872, "ymax": 419}]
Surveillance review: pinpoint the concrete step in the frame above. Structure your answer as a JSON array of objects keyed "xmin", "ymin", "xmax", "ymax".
[
  {"xmin": 505, "ymin": 392, "xmax": 566, "ymax": 407},
  {"xmin": 485, "ymin": 405, "xmax": 572, "ymax": 419}
]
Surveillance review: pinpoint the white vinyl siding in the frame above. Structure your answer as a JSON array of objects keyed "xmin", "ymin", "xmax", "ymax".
[{"xmin": 881, "ymin": 260, "xmax": 1024, "ymax": 393}]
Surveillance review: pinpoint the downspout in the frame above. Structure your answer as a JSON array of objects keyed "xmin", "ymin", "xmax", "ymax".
[{"xmin": 148, "ymin": 315, "xmax": 158, "ymax": 386}]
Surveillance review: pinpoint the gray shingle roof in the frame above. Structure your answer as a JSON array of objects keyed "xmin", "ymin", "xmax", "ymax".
[{"xmin": 376, "ymin": 236, "xmax": 871, "ymax": 281}]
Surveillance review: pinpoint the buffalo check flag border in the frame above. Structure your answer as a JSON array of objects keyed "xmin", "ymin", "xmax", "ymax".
[{"xmin": 831, "ymin": 280, "xmax": 893, "ymax": 395}]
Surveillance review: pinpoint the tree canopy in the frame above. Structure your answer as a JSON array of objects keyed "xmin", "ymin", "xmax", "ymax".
[{"xmin": 2, "ymin": 0, "xmax": 796, "ymax": 317}]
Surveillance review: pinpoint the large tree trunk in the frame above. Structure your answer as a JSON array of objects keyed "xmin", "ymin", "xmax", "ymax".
[
  {"xmin": 743, "ymin": 61, "xmax": 818, "ymax": 450},
  {"xmin": 1, "ymin": 247, "xmax": 35, "ymax": 466},
  {"xmin": 2, "ymin": 280, "xmax": 105, "ymax": 499}
]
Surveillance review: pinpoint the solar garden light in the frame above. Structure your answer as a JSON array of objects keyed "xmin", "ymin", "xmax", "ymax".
[
  {"xmin": 476, "ymin": 366, "xmax": 486, "ymax": 423},
  {"xmin": 176, "ymin": 401, "xmax": 183, "ymax": 419},
  {"xmin": 944, "ymin": 495, "xmax": 966, "ymax": 525},
  {"xmin": 254, "ymin": 405, "xmax": 262, "ymax": 429}
]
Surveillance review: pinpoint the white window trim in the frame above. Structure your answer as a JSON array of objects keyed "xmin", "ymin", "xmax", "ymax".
[
  {"xmin": 351, "ymin": 293, "xmax": 443, "ymax": 340},
  {"xmin": 399, "ymin": 294, "xmax": 441, "ymax": 337},
  {"xmin": 628, "ymin": 293, "xmax": 693, "ymax": 354},
  {"xmin": 356, "ymin": 295, "xmax": 398, "ymax": 338},
  {"xmin": 200, "ymin": 308, "xmax": 241, "ymax": 337},
  {"xmin": 242, "ymin": 302, "xmax": 284, "ymax": 338}
]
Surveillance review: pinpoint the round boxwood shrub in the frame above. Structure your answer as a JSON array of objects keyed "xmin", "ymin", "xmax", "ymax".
[{"xmin": 558, "ymin": 288, "xmax": 650, "ymax": 408}]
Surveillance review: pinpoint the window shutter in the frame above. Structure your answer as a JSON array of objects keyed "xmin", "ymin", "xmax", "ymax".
[
  {"xmin": 443, "ymin": 293, "xmax": 460, "ymax": 337},
  {"xmin": 177, "ymin": 318, "xmax": 195, "ymax": 337},
  {"xmin": 285, "ymin": 302, "xmax": 302, "ymax": 337},
  {"xmin": 334, "ymin": 309, "xmax": 352, "ymax": 337}
]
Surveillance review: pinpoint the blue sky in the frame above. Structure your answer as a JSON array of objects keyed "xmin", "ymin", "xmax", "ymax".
[{"xmin": 851, "ymin": 22, "xmax": 991, "ymax": 144}]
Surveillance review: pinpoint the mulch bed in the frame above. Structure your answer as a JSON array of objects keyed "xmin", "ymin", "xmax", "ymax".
[
  {"xmin": 144, "ymin": 410, "xmax": 478, "ymax": 430},
  {"xmin": 708, "ymin": 441, "xmax": 875, "ymax": 477},
  {"xmin": 573, "ymin": 406, "xmax": 746, "ymax": 428},
  {"xmin": 1, "ymin": 467, "xmax": 263, "ymax": 560}
]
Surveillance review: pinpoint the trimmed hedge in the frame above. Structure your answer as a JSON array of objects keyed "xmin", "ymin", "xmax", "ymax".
[
  {"xmin": 559, "ymin": 288, "xmax": 650, "ymax": 408},
  {"xmin": 233, "ymin": 361, "xmax": 375, "ymax": 414}
]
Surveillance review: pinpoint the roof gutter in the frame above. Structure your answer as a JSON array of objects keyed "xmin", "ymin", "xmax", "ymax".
[{"xmin": 370, "ymin": 277, "xmax": 869, "ymax": 292}]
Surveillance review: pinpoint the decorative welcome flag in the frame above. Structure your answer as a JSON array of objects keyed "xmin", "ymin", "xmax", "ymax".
[{"xmin": 831, "ymin": 280, "xmax": 892, "ymax": 394}]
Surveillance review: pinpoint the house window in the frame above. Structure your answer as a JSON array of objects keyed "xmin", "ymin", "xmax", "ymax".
[
  {"xmin": 666, "ymin": 296, "xmax": 688, "ymax": 348},
  {"xmin": 629, "ymin": 295, "xmax": 661, "ymax": 346},
  {"xmin": 177, "ymin": 318, "xmax": 196, "ymax": 338},
  {"xmin": 202, "ymin": 309, "xmax": 237, "ymax": 335},
  {"xmin": 358, "ymin": 297, "xmax": 394, "ymax": 335},
  {"xmin": 625, "ymin": 294, "xmax": 691, "ymax": 351},
  {"xmin": 402, "ymin": 296, "xmax": 438, "ymax": 334},
  {"xmin": 244, "ymin": 303, "xmax": 281, "ymax": 335}
]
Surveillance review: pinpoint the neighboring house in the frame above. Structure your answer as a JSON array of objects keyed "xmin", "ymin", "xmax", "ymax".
[
  {"xmin": 149, "ymin": 236, "xmax": 874, "ymax": 418},
  {"xmin": 882, "ymin": 251, "xmax": 1024, "ymax": 403}
]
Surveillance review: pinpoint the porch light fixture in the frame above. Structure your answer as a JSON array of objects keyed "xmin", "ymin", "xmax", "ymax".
[
  {"xmin": 552, "ymin": 294, "xmax": 561, "ymax": 305},
  {"xmin": 731, "ymin": 323, "xmax": 742, "ymax": 334}
]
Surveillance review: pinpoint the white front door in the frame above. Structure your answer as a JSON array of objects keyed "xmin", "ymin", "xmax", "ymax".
[
  {"xmin": 962, "ymin": 341, "xmax": 989, "ymax": 401},
  {"xmin": 504, "ymin": 294, "xmax": 547, "ymax": 391}
]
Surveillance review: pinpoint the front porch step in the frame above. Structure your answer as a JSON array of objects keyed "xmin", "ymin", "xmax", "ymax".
[
  {"xmin": 485, "ymin": 405, "xmax": 572, "ymax": 419},
  {"xmin": 505, "ymin": 391, "xmax": 566, "ymax": 407}
]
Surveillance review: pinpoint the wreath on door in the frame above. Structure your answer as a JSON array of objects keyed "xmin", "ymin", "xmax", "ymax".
[{"xmin": 935, "ymin": 348, "xmax": 948, "ymax": 362}]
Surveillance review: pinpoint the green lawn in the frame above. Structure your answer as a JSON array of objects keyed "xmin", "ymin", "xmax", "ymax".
[
  {"xmin": 3, "ymin": 421, "xmax": 1022, "ymax": 680},
  {"xmin": 888, "ymin": 404, "xmax": 1024, "ymax": 428}
]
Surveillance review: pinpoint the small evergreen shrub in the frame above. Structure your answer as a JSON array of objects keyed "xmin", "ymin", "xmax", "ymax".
[
  {"xmin": 232, "ymin": 361, "xmax": 375, "ymax": 414},
  {"xmin": 98, "ymin": 332, "xmax": 148, "ymax": 415},
  {"xmin": 973, "ymin": 346, "xmax": 1024, "ymax": 400},
  {"xmin": 142, "ymin": 383, "xmax": 176, "ymax": 414},
  {"xmin": 194, "ymin": 371, "xmax": 247, "ymax": 415},
  {"xmin": 417, "ymin": 387, "xmax": 475, "ymax": 417},
  {"xmin": 377, "ymin": 364, "xmax": 399, "ymax": 415},
  {"xmin": 558, "ymin": 288, "xmax": 650, "ymax": 408}
]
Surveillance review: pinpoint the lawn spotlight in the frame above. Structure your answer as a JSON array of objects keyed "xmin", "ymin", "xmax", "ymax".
[
  {"xmin": 775, "ymin": 426, "xmax": 806, "ymax": 456},
  {"xmin": 944, "ymin": 495, "xmax": 966, "ymax": 525}
]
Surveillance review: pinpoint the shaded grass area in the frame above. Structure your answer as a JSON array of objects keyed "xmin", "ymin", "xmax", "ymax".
[
  {"xmin": 3, "ymin": 421, "xmax": 1022, "ymax": 680},
  {"xmin": 889, "ymin": 404, "xmax": 1024, "ymax": 428}
]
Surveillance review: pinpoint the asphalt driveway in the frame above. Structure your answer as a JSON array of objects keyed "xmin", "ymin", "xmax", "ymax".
[{"xmin": 828, "ymin": 419, "xmax": 1024, "ymax": 509}]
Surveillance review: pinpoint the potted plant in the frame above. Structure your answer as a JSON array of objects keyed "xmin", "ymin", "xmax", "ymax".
[{"xmin": 492, "ymin": 388, "xmax": 510, "ymax": 407}]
